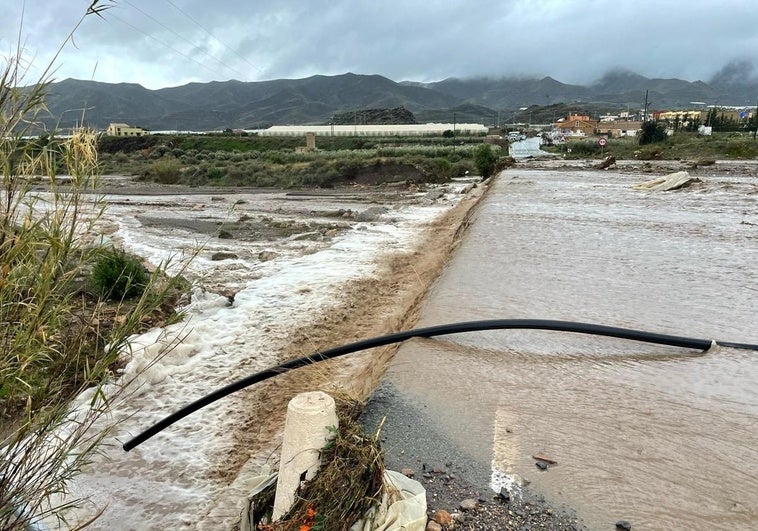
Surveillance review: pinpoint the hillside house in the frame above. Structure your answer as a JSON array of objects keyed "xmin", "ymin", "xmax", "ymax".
[
  {"xmin": 553, "ymin": 114, "xmax": 597, "ymax": 139},
  {"xmin": 106, "ymin": 123, "xmax": 149, "ymax": 137},
  {"xmin": 596, "ymin": 120, "xmax": 642, "ymax": 137}
]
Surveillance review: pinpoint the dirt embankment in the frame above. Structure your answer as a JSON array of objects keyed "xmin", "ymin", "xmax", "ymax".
[{"xmin": 217, "ymin": 180, "xmax": 491, "ymax": 483}]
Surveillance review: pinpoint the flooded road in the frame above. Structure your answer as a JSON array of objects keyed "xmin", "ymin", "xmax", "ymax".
[{"xmin": 387, "ymin": 168, "xmax": 758, "ymax": 530}]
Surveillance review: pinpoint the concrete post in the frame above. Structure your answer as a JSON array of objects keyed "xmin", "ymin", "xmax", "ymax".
[
  {"xmin": 305, "ymin": 132, "xmax": 316, "ymax": 150},
  {"xmin": 272, "ymin": 391, "xmax": 338, "ymax": 521}
]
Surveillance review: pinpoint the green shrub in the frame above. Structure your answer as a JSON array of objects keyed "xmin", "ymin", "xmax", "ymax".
[
  {"xmin": 418, "ymin": 157, "xmax": 452, "ymax": 180},
  {"xmin": 474, "ymin": 144, "xmax": 497, "ymax": 178},
  {"xmin": 639, "ymin": 121, "xmax": 668, "ymax": 145},
  {"xmin": 150, "ymin": 157, "xmax": 182, "ymax": 183},
  {"xmin": 91, "ymin": 249, "xmax": 149, "ymax": 300},
  {"xmin": 207, "ymin": 166, "xmax": 226, "ymax": 180},
  {"xmin": 451, "ymin": 159, "xmax": 476, "ymax": 176},
  {"xmin": 148, "ymin": 145, "xmax": 171, "ymax": 159}
]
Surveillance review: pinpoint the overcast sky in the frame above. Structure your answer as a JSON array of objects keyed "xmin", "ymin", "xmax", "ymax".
[{"xmin": 3, "ymin": 0, "xmax": 757, "ymax": 90}]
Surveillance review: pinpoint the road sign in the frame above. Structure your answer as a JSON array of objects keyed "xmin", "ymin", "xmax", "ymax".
[{"xmin": 597, "ymin": 138, "xmax": 608, "ymax": 147}]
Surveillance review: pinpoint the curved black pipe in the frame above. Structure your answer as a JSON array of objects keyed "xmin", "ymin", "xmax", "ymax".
[{"xmin": 123, "ymin": 319, "xmax": 757, "ymax": 451}]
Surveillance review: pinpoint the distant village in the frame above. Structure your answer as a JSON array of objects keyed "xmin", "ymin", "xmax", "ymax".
[
  {"xmin": 549, "ymin": 105, "xmax": 755, "ymax": 142},
  {"xmin": 105, "ymin": 104, "xmax": 756, "ymax": 144}
]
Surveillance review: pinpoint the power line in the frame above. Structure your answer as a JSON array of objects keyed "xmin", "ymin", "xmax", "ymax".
[
  {"xmin": 106, "ymin": 10, "xmax": 226, "ymax": 81},
  {"xmin": 164, "ymin": 0, "xmax": 263, "ymax": 75},
  {"xmin": 122, "ymin": 0, "xmax": 248, "ymax": 80}
]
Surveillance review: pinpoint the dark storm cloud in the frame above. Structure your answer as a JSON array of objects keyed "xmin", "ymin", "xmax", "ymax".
[{"xmin": 2, "ymin": 0, "xmax": 756, "ymax": 89}]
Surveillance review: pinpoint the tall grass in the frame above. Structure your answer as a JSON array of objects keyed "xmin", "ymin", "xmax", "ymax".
[{"xmin": 1, "ymin": 3, "xmax": 193, "ymax": 529}]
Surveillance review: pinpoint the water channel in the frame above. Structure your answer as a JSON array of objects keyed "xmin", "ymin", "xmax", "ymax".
[{"xmin": 387, "ymin": 167, "xmax": 757, "ymax": 530}]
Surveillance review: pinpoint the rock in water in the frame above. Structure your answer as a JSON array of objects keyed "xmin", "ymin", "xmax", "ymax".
[
  {"xmin": 211, "ymin": 252, "xmax": 238, "ymax": 261},
  {"xmin": 595, "ymin": 155, "xmax": 617, "ymax": 169}
]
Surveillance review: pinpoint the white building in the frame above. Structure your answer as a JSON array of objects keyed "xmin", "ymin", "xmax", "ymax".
[
  {"xmin": 106, "ymin": 123, "xmax": 149, "ymax": 137},
  {"xmin": 251, "ymin": 123, "xmax": 488, "ymax": 136}
]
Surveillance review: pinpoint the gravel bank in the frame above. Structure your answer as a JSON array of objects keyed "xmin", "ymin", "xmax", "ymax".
[{"xmin": 361, "ymin": 383, "xmax": 586, "ymax": 531}]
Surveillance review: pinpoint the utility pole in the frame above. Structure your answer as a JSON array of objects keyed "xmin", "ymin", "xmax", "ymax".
[
  {"xmin": 643, "ymin": 90, "xmax": 649, "ymax": 122},
  {"xmin": 754, "ymin": 96, "xmax": 757, "ymax": 140},
  {"xmin": 452, "ymin": 112, "xmax": 457, "ymax": 153}
]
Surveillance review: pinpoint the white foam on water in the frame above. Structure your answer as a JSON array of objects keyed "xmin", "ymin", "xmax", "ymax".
[{"xmin": 44, "ymin": 188, "xmax": 459, "ymax": 529}]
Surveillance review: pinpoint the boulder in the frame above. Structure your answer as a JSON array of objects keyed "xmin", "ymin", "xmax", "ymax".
[
  {"xmin": 356, "ymin": 206, "xmax": 389, "ymax": 222},
  {"xmin": 258, "ymin": 250, "xmax": 279, "ymax": 262},
  {"xmin": 210, "ymin": 252, "xmax": 238, "ymax": 261},
  {"xmin": 459, "ymin": 498, "xmax": 478, "ymax": 511}
]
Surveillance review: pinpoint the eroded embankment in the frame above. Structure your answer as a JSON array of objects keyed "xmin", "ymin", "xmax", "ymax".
[{"xmin": 220, "ymin": 179, "xmax": 492, "ymax": 487}]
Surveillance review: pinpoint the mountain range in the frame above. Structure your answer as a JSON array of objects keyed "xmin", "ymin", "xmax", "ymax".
[{"xmin": 36, "ymin": 69, "xmax": 758, "ymax": 132}]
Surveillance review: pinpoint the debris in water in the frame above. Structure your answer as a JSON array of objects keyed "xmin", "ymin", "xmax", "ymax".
[
  {"xmin": 632, "ymin": 171, "xmax": 701, "ymax": 191},
  {"xmin": 532, "ymin": 454, "xmax": 558, "ymax": 465}
]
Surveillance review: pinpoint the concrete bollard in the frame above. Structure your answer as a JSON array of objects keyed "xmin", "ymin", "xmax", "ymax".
[{"xmin": 272, "ymin": 391, "xmax": 339, "ymax": 521}]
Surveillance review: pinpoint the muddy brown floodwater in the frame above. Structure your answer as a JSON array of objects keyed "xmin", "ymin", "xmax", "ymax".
[{"xmin": 382, "ymin": 164, "xmax": 758, "ymax": 530}]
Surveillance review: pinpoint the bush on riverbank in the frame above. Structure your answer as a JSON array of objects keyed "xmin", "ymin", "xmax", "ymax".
[
  {"xmin": 91, "ymin": 249, "xmax": 150, "ymax": 300},
  {"xmin": 1, "ymin": 126, "xmax": 191, "ymax": 529}
]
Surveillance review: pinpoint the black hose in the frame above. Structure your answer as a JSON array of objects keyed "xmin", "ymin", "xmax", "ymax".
[{"xmin": 122, "ymin": 319, "xmax": 757, "ymax": 451}]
